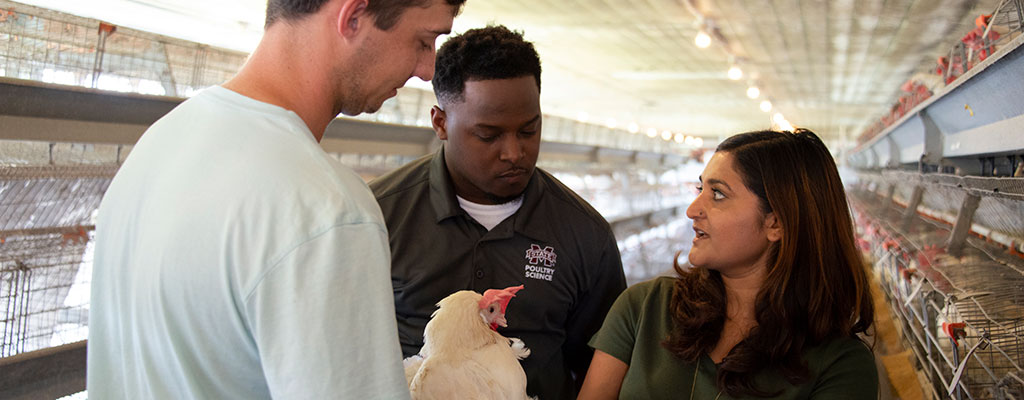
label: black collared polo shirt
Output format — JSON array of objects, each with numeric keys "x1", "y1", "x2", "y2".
[{"x1": 370, "y1": 149, "x2": 626, "y2": 400}]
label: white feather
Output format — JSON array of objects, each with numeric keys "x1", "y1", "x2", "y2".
[{"x1": 403, "y1": 290, "x2": 533, "y2": 400}]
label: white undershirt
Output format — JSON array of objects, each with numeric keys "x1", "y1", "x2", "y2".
[{"x1": 456, "y1": 195, "x2": 524, "y2": 231}]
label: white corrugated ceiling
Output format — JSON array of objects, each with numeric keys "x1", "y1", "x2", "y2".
[{"x1": 18, "y1": 0, "x2": 1002, "y2": 148}]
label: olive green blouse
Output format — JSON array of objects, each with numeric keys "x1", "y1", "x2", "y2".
[{"x1": 589, "y1": 277, "x2": 878, "y2": 399}]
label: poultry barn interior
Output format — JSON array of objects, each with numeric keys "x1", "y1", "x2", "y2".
[{"x1": 1, "y1": 0, "x2": 1023, "y2": 398}]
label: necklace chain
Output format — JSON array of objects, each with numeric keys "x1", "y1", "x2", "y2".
[
  {"x1": 688, "y1": 366, "x2": 698, "y2": 400},
  {"x1": 689, "y1": 362, "x2": 724, "y2": 400}
]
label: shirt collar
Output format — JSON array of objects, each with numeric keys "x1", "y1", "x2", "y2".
[
  {"x1": 427, "y1": 147, "x2": 463, "y2": 222},
  {"x1": 427, "y1": 148, "x2": 557, "y2": 244}
]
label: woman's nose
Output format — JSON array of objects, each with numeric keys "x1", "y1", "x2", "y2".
[{"x1": 686, "y1": 195, "x2": 703, "y2": 219}]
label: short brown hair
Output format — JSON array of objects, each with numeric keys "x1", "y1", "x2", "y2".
[{"x1": 265, "y1": 0, "x2": 466, "y2": 30}]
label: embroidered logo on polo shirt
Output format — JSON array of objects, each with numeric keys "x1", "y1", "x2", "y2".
[{"x1": 524, "y1": 244, "x2": 556, "y2": 281}]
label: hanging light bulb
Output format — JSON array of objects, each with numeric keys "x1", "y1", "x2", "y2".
[
  {"x1": 674, "y1": 133, "x2": 685, "y2": 143},
  {"x1": 759, "y1": 100, "x2": 772, "y2": 113},
  {"x1": 695, "y1": 31, "x2": 711, "y2": 48},
  {"x1": 778, "y1": 119, "x2": 795, "y2": 132},
  {"x1": 577, "y1": 111, "x2": 590, "y2": 123},
  {"x1": 727, "y1": 65, "x2": 743, "y2": 80},
  {"x1": 746, "y1": 86, "x2": 760, "y2": 99},
  {"x1": 661, "y1": 130, "x2": 673, "y2": 141},
  {"x1": 627, "y1": 122, "x2": 640, "y2": 134},
  {"x1": 605, "y1": 117, "x2": 618, "y2": 129},
  {"x1": 773, "y1": 113, "x2": 795, "y2": 131},
  {"x1": 694, "y1": 137, "x2": 704, "y2": 147},
  {"x1": 646, "y1": 127, "x2": 658, "y2": 138}
]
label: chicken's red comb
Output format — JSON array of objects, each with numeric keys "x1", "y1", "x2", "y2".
[
  {"x1": 478, "y1": 285, "x2": 524, "y2": 313},
  {"x1": 975, "y1": 14, "x2": 991, "y2": 28}
]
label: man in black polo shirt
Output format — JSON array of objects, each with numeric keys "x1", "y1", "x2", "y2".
[{"x1": 369, "y1": 26, "x2": 626, "y2": 399}]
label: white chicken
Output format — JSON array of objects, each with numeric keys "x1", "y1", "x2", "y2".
[{"x1": 403, "y1": 285, "x2": 534, "y2": 400}]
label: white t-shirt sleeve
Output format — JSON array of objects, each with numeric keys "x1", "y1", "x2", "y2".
[{"x1": 244, "y1": 222, "x2": 410, "y2": 400}]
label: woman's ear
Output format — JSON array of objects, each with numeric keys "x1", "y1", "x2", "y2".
[
  {"x1": 431, "y1": 105, "x2": 448, "y2": 140},
  {"x1": 764, "y1": 212, "x2": 783, "y2": 243}
]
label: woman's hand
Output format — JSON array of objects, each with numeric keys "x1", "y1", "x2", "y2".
[{"x1": 577, "y1": 350, "x2": 628, "y2": 400}]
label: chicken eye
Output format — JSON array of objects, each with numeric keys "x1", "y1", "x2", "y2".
[{"x1": 489, "y1": 306, "x2": 496, "y2": 313}]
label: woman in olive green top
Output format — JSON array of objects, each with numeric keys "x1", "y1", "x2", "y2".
[{"x1": 579, "y1": 129, "x2": 878, "y2": 399}]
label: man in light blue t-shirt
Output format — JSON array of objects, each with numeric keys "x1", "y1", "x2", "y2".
[{"x1": 88, "y1": 0, "x2": 466, "y2": 398}]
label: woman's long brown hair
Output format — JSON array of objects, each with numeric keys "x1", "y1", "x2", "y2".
[{"x1": 662, "y1": 129, "x2": 874, "y2": 397}]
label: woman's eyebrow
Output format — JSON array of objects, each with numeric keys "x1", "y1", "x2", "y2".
[{"x1": 705, "y1": 178, "x2": 732, "y2": 191}]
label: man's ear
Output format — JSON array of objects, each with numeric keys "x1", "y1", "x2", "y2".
[
  {"x1": 764, "y1": 212, "x2": 783, "y2": 243},
  {"x1": 337, "y1": 0, "x2": 369, "y2": 38},
  {"x1": 430, "y1": 105, "x2": 448, "y2": 140}
]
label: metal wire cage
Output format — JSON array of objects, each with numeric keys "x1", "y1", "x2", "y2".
[
  {"x1": 0, "y1": 0, "x2": 246, "y2": 96},
  {"x1": 1, "y1": 166, "x2": 116, "y2": 358},
  {"x1": 0, "y1": 0, "x2": 245, "y2": 359},
  {"x1": 852, "y1": 185, "x2": 1024, "y2": 400},
  {"x1": 856, "y1": 0, "x2": 1024, "y2": 147}
]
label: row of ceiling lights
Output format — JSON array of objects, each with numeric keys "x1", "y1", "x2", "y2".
[
  {"x1": 693, "y1": 16, "x2": 795, "y2": 132},
  {"x1": 576, "y1": 113, "x2": 705, "y2": 147},
  {"x1": 571, "y1": 7, "x2": 798, "y2": 147}
]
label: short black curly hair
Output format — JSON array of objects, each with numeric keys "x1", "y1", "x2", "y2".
[{"x1": 432, "y1": 25, "x2": 541, "y2": 105}]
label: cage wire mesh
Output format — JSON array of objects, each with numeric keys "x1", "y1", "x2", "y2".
[
  {"x1": 616, "y1": 216, "x2": 693, "y2": 286},
  {"x1": 0, "y1": 3, "x2": 95, "y2": 84},
  {"x1": 851, "y1": 180, "x2": 1024, "y2": 399},
  {"x1": 990, "y1": 0, "x2": 1024, "y2": 36},
  {"x1": 0, "y1": 0, "x2": 245, "y2": 360},
  {"x1": 943, "y1": 0, "x2": 1024, "y2": 83},
  {"x1": 1, "y1": 166, "x2": 116, "y2": 357},
  {"x1": 0, "y1": 0, "x2": 246, "y2": 96},
  {"x1": 1, "y1": 0, "x2": 697, "y2": 156}
]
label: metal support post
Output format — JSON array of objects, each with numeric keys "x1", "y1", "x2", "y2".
[
  {"x1": 946, "y1": 193, "x2": 981, "y2": 256},
  {"x1": 190, "y1": 45, "x2": 209, "y2": 89},
  {"x1": 949, "y1": 335, "x2": 963, "y2": 400},
  {"x1": 885, "y1": 183, "x2": 897, "y2": 216},
  {"x1": 901, "y1": 186, "x2": 924, "y2": 231},
  {"x1": 1015, "y1": 0, "x2": 1024, "y2": 32},
  {"x1": 158, "y1": 42, "x2": 179, "y2": 97},
  {"x1": 919, "y1": 110, "x2": 943, "y2": 169},
  {"x1": 886, "y1": 136, "x2": 901, "y2": 169},
  {"x1": 91, "y1": 23, "x2": 117, "y2": 88}
]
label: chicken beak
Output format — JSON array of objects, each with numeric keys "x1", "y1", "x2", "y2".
[{"x1": 494, "y1": 314, "x2": 508, "y2": 328}]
